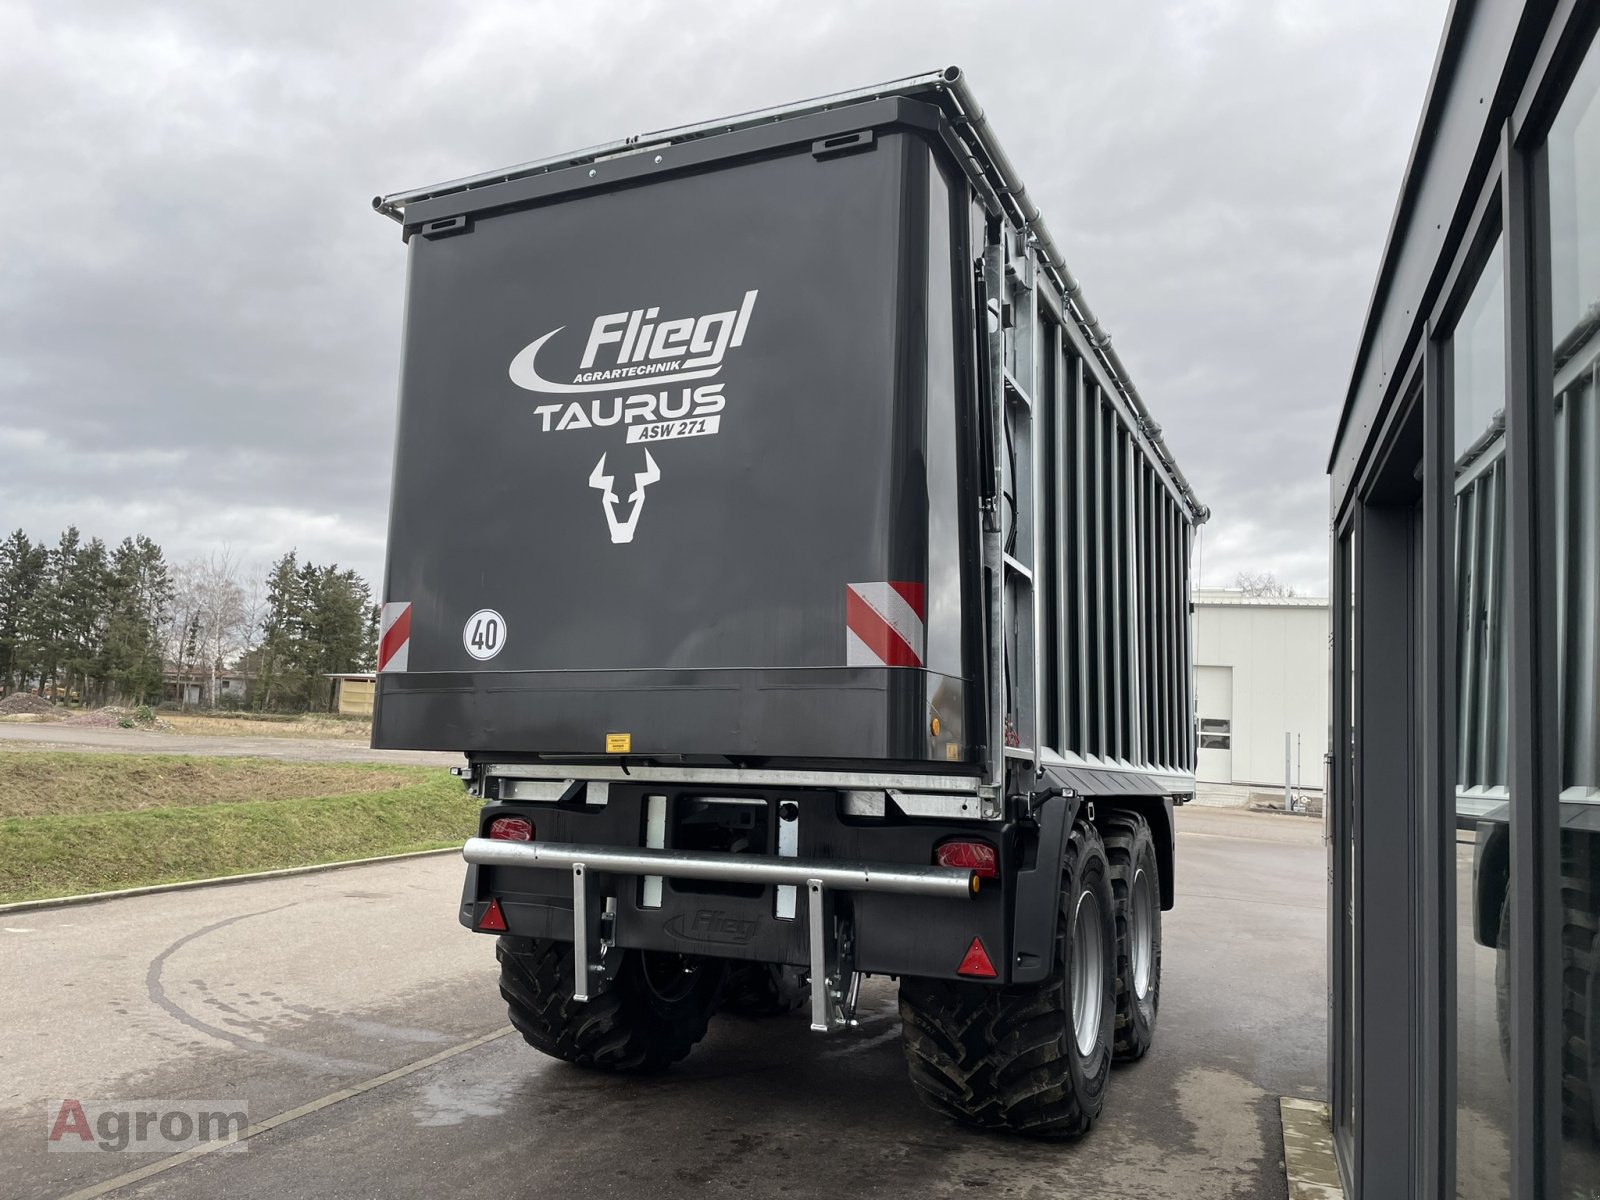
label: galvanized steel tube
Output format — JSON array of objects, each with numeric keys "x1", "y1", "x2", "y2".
[{"x1": 463, "y1": 838, "x2": 976, "y2": 899}]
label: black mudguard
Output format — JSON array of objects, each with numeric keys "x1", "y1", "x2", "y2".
[{"x1": 1010, "y1": 793, "x2": 1079, "y2": 985}]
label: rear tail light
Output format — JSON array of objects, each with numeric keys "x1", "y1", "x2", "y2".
[
  {"x1": 935, "y1": 838, "x2": 998, "y2": 878},
  {"x1": 487, "y1": 816, "x2": 534, "y2": 841}
]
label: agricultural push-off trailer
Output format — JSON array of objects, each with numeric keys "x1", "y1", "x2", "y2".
[{"x1": 373, "y1": 68, "x2": 1206, "y2": 1136}]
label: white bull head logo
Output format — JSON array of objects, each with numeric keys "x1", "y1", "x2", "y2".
[{"x1": 588, "y1": 450, "x2": 660, "y2": 544}]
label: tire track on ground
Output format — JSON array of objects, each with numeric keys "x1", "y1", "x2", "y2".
[{"x1": 145, "y1": 907, "x2": 379, "y2": 1074}]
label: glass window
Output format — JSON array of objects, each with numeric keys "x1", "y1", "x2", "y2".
[
  {"x1": 1451, "y1": 234, "x2": 1512, "y2": 1199},
  {"x1": 1543, "y1": 32, "x2": 1600, "y2": 1196}
]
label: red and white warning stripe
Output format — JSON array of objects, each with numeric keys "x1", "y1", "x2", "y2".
[
  {"x1": 846, "y1": 582, "x2": 925, "y2": 668},
  {"x1": 378, "y1": 601, "x2": 411, "y2": 673}
]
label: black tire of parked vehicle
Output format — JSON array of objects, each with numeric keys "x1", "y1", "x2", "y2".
[
  {"x1": 898, "y1": 814, "x2": 1116, "y2": 1138},
  {"x1": 1102, "y1": 810, "x2": 1162, "y2": 1060},
  {"x1": 497, "y1": 935, "x2": 724, "y2": 1073},
  {"x1": 721, "y1": 962, "x2": 811, "y2": 1017},
  {"x1": 1495, "y1": 896, "x2": 1511, "y2": 1078},
  {"x1": 1492, "y1": 832, "x2": 1600, "y2": 1137},
  {"x1": 1559, "y1": 831, "x2": 1600, "y2": 1138}
]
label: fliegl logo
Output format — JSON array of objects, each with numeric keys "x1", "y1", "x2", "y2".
[
  {"x1": 506, "y1": 289, "x2": 760, "y2": 545},
  {"x1": 663, "y1": 909, "x2": 760, "y2": 947},
  {"x1": 507, "y1": 289, "x2": 758, "y2": 400}
]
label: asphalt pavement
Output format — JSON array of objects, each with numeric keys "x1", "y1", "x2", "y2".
[{"x1": 0, "y1": 805, "x2": 1327, "y2": 1200}]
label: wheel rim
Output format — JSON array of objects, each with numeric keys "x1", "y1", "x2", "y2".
[
  {"x1": 1071, "y1": 889, "x2": 1106, "y2": 1058},
  {"x1": 1132, "y1": 866, "x2": 1156, "y2": 1002}
]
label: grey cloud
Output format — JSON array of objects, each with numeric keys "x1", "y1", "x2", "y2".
[{"x1": 0, "y1": 0, "x2": 1447, "y2": 594}]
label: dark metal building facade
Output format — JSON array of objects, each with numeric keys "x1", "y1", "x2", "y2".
[{"x1": 1328, "y1": 1, "x2": 1600, "y2": 1195}]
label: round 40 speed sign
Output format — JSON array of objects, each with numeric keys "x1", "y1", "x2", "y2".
[{"x1": 463, "y1": 609, "x2": 507, "y2": 661}]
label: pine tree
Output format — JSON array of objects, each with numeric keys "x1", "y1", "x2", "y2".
[
  {"x1": 58, "y1": 536, "x2": 110, "y2": 704},
  {"x1": 255, "y1": 552, "x2": 304, "y2": 711},
  {"x1": 0, "y1": 530, "x2": 46, "y2": 693},
  {"x1": 103, "y1": 536, "x2": 172, "y2": 703},
  {"x1": 313, "y1": 566, "x2": 373, "y2": 677},
  {"x1": 361, "y1": 604, "x2": 379, "y2": 672},
  {"x1": 251, "y1": 555, "x2": 375, "y2": 711},
  {"x1": 21, "y1": 528, "x2": 79, "y2": 700}
]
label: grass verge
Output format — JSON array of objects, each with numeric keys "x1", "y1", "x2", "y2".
[
  {"x1": 0, "y1": 752, "x2": 421, "y2": 818},
  {"x1": 158, "y1": 712, "x2": 374, "y2": 740},
  {"x1": 0, "y1": 752, "x2": 475, "y2": 904}
]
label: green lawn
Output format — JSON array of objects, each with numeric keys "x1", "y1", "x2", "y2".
[{"x1": 0, "y1": 751, "x2": 476, "y2": 904}]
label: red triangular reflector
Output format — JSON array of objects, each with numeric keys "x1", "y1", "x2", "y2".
[
  {"x1": 957, "y1": 936, "x2": 996, "y2": 978},
  {"x1": 477, "y1": 898, "x2": 507, "y2": 931}
]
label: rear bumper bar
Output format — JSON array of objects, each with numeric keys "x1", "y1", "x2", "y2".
[
  {"x1": 461, "y1": 838, "x2": 978, "y2": 898},
  {"x1": 461, "y1": 838, "x2": 976, "y2": 1031}
]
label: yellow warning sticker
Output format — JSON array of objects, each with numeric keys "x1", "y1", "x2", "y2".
[{"x1": 605, "y1": 732, "x2": 632, "y2": 754}]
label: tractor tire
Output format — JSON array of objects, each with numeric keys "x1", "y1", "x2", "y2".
[
  {"x1": 721, "y1": 963, "x2": 810, "y2": 1017},
  {"x1": 1102, "y1": 810, "x2": 1162, "y2": 1060},
  {"x1": 497, "y1": 936, "x2": 724, "y2": 1073},
  {"x1": 898, "y1": 815, "x2": 1116, "y2": 1138}
]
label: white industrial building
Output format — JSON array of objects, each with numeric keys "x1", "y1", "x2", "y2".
[{"x1": 1192, "y1": 590, "x2": 1330, "y2": 793}]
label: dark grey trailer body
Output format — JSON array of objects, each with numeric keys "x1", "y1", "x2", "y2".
[
  {"x1": 375, "y1": 101, "x2": 978, "y2": 765},
  {"x1": 375, "y1": 71, "x2": 1203, "y2": 1130},
  {"x1": 373, "y1": 74, "x2": 1204, "y2": 789}
]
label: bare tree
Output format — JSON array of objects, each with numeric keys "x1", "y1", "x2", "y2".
[
  {"x1": 235, "y1": 561, "x2": 267, "y2": 659},
  {"x1": 165, "y1": 551, "x2": 248, "y2": 705},
  {"x1": 1233, "y1": 570, "x2": 1298, "y2": 599},
  {"x1": 163, "y1": 563, "x2": 204, "y2": 703},
  {"x1": 199, "y1": 551, "x2": 247, "y2": 704}
]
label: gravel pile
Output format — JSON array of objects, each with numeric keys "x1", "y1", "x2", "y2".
[
  {"x1": 0, "y1": 695, "x2": 172, "y2": 728},
  {"x1": 60, "y1": 706, "x2": 173, "y2": 731},
  {"x1": 63, "y1": 707, "x2": 129, "y2": 727},
  {"x1": 0, "y1": 692, "x2": 54, "y2": 716}
]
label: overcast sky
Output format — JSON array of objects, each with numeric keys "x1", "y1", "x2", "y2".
[{"x1": 0, "y1": 0, "x2": 1447, "y2": 596}]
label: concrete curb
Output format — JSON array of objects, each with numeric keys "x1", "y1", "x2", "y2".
[
  {"x1": 0, "y1": 847, "x2": 459, "y2": 915},
  {"x1": 1280, "y1": 1097, "x2": 1343, "y2": 1198}
]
